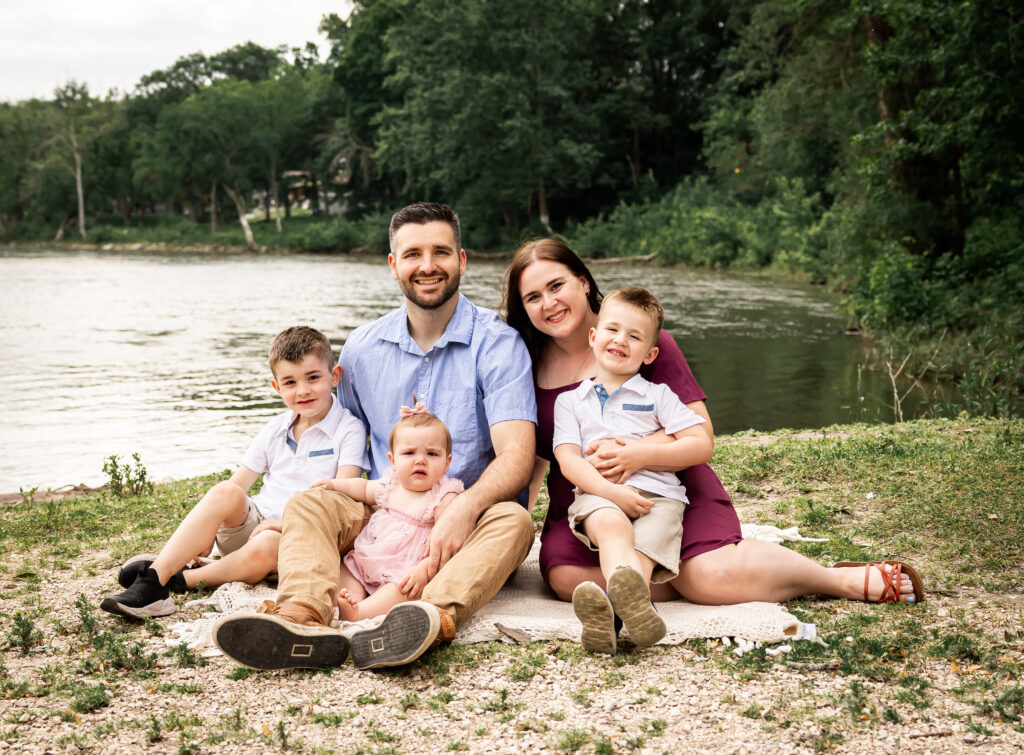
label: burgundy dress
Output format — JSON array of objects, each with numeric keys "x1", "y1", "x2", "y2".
[{"x1": 536, "y1": 330, "x2": 743, "y2": 578}]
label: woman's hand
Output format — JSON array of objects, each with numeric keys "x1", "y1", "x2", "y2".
[
  {"x1": 585, "y1": 437, "x2": 650, "y2": 483},
  {"x1": 248, "y1": 519, "x2": 282, "y2": 540}
]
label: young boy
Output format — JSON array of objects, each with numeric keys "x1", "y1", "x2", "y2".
[
  {"x1": 552, "y1": 287, "x2": 714, "y2": 654},
  {"x1": 100, "y1": 326, "x2": 368, "y2": 619}
]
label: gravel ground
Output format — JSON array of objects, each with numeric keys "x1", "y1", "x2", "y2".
[{"x1": 2, "y1": 547, "x2": 1022, "y2": 755}]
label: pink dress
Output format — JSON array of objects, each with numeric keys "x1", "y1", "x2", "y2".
[{"x1": 343, "y1": 468, "x2": 464, "y2": 594}]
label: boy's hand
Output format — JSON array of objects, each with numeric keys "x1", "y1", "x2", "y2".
[
  {"x1": 249, "y1": 519, "x2": 283, "y2": 540},
  {"x1": 585, "y1": 437, "x2": 647, "y2": 483},
  {"x1": 398, "y1": 561, "x2": 431, "y2": 599},
  {"x1": 609, "y1": 486, "x2": 652, "y2": 519}
]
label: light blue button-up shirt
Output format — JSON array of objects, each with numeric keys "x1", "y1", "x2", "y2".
[{"x1": 339, "y1": 294, "x2": 537, "y2": 502}]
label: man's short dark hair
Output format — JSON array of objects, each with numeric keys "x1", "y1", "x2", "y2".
[
  {"x1": 389, "y1": 202, "x2": 461, "y2": 252},
  {"x1": 268, "y1": 326, "x2": 334, "y2": 375}
]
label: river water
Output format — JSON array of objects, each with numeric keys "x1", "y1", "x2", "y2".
[{"x1": 0, "y1": 249, "x2": 925, "y2": 491}]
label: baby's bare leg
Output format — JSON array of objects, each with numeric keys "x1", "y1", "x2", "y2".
[
  {"x1": 347, "y1": 583, "x2": 408, "y2": 621},
  {"x1": 334, "y1": 563, "x2": 368, "y2": 622}
]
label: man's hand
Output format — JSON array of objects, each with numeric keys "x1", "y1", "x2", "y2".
[
  {"x1": 248, "y1": 519, "x2": 283, "y2": 540},
  {"x1": 585, "y1": 437, "x2": 648, "y2": 483},
  {"x1": 422, "y1": 494, "x2": 476, "y2": 578},
  {"x1": 608, "y1": 486, "x2": 652, "y2": 519},
  {"x1": 398, "y1": 560, "x2": 431, "y2": 599}
]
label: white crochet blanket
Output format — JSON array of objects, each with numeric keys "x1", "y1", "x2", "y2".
[{"x1": 167, "y1": 525, "x2": 822, "y2": 656}]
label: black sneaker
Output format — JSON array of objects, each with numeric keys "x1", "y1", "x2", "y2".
[
  {"x1": 349, "y1": 601, "x2": 446, "y2": 669},
  {"x1": 100, "y1": 567, "x2": 175, "y2": 618},
  {"x1": 118, "y1": 554, "x2": 204, "y2": 592}
]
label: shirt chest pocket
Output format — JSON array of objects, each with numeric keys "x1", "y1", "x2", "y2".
[
  {"x1": 305, "y1": 447, "x2": 338, "y2": 476},
  {"x1": 622, "y1": 403, "x2": 655, "y2": 412}
]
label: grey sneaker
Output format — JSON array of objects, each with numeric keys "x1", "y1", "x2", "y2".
[
  {"x1": 100, "y1": 567, "x2": 175, "y2": 619},
  {"x1": 606, "y1": 566, "x2": 665, "y2": 647},
  {"x1": 213, "y1": 605, "x2": 347, "y2": 671},
  {"x1": 572, "y1": 581, "x2": 617, "y2": 654},
  {"x1": 349, "y1": 601, "x2": 453, "y2": 669}
]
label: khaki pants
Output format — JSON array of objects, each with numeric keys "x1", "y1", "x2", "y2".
[{"x1": 276, "y1": 487, "x2": 534, "y2": 627}]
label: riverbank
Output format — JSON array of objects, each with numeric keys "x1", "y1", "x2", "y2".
[{"x1": 2, "y1": 417, "x2": 1021, "y2": 753}]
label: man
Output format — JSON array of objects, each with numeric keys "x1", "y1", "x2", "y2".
[{"x1": 213, "y1": 202, "x2": 536, "y2": 670}]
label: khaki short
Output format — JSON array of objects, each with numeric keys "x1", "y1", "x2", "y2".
[
  {"x1": 567, "y1": 491, "x2": 686, "y2": 583},
  {"x1": 215, "y1": 497, "x2": 266, "y2": 556}
]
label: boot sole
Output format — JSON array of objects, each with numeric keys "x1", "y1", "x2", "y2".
[
  {"x1": 572, "y1": 582, "x2": 616, "y2": 654},
  {"x1": 212, "y1": 614, "x2": 348, "y2": 670},
  {"x1": 99, "y1": 595, "x2": 176, "y2": 619},
  {"x1": 607, "y1": 566, "x2": 665, "y2": 647},
  {"x1": 350, "y1": 602, "x2": 439, "y2": 669}
]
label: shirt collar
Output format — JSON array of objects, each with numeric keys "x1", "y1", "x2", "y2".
[
  {"x1": 576, "y1": 373, "x2": 650, "y2": 400},
  {"x1": 380, "y1": 294, "x2": 475, "y2": 354},
  {"x1": 283, "y1": 394, "x2": 343, "y2": 440}
]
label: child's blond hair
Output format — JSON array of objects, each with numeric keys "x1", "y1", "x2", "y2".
[{"x1": 600, "y1": 287, "x2": 664, "y2": 346}]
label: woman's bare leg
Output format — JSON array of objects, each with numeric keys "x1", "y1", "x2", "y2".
[
  {"x1": 549, "y1": 540, "x2": 915, "y2": 604},
  {"x1": 670, "y1": 541, "x2": 915, "y2": 604}
]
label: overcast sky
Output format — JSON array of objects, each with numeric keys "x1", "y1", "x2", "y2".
[{"x1": 0, "y1": 1, "x2": 353, "y2": 103}]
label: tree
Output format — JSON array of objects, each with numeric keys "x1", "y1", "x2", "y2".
[{"x1": 48, "y1": 81, "x2": 119, "y2": 238}]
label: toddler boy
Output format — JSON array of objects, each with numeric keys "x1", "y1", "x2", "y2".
[
  {"x1": 552, "y1": 287, "x2": 713, "y2": 653},
  {"x1": 101, "y1": 326, "x2": 368, "y2": 618}
]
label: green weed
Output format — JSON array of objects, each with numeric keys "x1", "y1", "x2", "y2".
[{"x1": 103, "y1": 453, "x2": 154, "y2": 498}]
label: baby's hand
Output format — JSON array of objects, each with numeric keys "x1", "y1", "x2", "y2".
[
  {"x1": 399, "y1": 401, "x2": 428, "y2": 418},
  {"x1": 398, "y1": 561, "x2": 430, "y2": 599},
  {"x1": 310, "y1": 478, "x2": 334, "y2": 490},
  {"x1": 610, "y1": 485, "x2": 653, "y2": 519}
]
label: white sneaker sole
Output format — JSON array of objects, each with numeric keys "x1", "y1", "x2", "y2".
[
  {"x1": 99, "y1": 595, "x2": 176, "y2": 619},
  {"x1": 572, "y1": 582, "x2": 616, "y2": 654},
  {"x1": 607, "y1": 566, "x2": 665, "y2": 647}
]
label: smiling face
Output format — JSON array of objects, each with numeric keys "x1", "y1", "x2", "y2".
[
  {"x1": 271, "y1": 353, "x2": 342, "y2": 426},
  {"x1": 517, "y1": 258, "x2": 594, "y2": 342},
  {"x1": 388, "y1": 220, "x2": 466, "y2": 312},
  {"x1": 589, "y1": 300, "x2": 660, "y2": 383},
  {"x1": 387, "y1": 424, "x2": 453, "y2": 492}
]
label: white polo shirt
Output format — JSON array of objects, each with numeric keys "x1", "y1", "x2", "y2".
[
  {"x1": 552, "y1": 374, "x2": 706, "y2": 503},
  {"x1": 240, "y1": 396, "x2": 369, "y2": 520}
]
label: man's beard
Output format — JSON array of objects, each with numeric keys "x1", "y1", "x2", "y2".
[{"x1": 400, "y1": 273, "x2": 461, "y2": 310}]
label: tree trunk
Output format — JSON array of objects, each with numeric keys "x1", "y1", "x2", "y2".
[
  {"x1": 222, "y1": 181, "x2": 258, "y2": 252},
  {"x1": 263, "y1": 190, "x2": 271, "y2": 222},
  {"x1": 270, "y1": 172, "x2": 282, "y2": 232},
  {"x1": 537, "y1": 177, "x2": 554, "y2": 235},
  {"x1": 73, "y1": 147, "x2": 86, "y2": 239},
  {"x1": 210, "y1": 181, "x2": 218, "y2": 234},
  {"x1": 54, "y1": 215, "x2": 71, "y2": 241},
  {"x1": 122, "y1": 196, "x2": 131, "y2": 227}
]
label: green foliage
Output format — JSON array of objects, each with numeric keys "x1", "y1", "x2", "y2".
[
  {"x1": 6, "y1": 612, "x2": 43, "y2": 654},
  {"x1": 103, "y1": 453, "x2": 154, "y2": 498},
  {"x1": 569, "y1": 177, "x2": 824, "y2": 271}
]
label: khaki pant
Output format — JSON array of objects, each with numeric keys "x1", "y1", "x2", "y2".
[{"x1": 276, "y1": 487, "x2": 534, "y2": 627}]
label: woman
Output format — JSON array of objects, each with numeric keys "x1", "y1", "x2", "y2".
[{"x1": 502, "y1": 239, "x2": 923, "y2": 606}]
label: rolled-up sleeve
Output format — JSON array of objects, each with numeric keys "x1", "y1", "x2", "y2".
[{"x1": 478, "y1": 324, "x2": 537, "y2": 427}]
